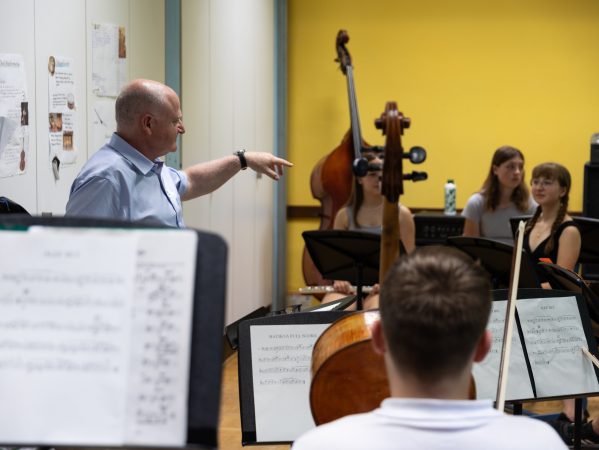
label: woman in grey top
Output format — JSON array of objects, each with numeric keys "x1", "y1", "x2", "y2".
[{"x1": 462, "y1": 145, "x2": 536, "y2": 242}]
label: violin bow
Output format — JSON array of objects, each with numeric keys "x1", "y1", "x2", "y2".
[{"x1": 495, "y1": 220, "x2": 526, "y2": 410}]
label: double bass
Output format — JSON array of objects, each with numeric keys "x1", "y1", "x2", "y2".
[{"x1": 303, "y1": 30, "x2": 377, "y2": 288}]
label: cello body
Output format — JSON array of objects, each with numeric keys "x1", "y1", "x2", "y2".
[{"x1": 310, "y1": 311, "x2": 389, "y2": 425}]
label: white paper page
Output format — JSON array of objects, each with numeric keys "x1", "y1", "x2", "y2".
[
  {"x1": 0, "y1": 231, "x2": 138, "y2": 445},
  {"x1": 91, "y1": 23, "x2": 126, "y2": 97},
  {"x1": 517, "y1": 296, "x2": 599, "y2": 397},
  {"x1": 251, "y1": 324, "x2": 330, "y2": 442},
  {"x1": 47, "y1": 55, "x2": 77, "y2": 165},
  {"x1": 0, "y1": 53, "x2": 29, "y2": 177},
  {"x1": 473, "y1": 300, "x2": 535, "y2": 401},
  {"x1": 124, "y1": 230, "x2": 197, "y2": 446}
]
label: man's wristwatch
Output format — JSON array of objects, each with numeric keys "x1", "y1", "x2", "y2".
[{"x1": 235, "y1": 149, "x2": 248, "y2": 170}]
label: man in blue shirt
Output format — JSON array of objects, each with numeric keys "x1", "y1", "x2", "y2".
[{"x1": 66, "y1": 79, "x2": 292, "y2": 227}]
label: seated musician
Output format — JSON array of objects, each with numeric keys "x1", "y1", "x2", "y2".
[
  {"x1": 292, "y1": 247, "x2": 566, "y2": 449},
  {"x1": 462, "y1": 145, "x2": 536, "y2": 242},
  {"x1": 322, "y1": 155, "x2": 415, "y2": 309},
  {"x1": 522, "y1": 163, "x2": 599, "y2": 444}
]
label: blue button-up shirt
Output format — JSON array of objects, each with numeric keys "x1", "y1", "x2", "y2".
[{"x1": 66, "y1": 134, "x2": 188, "y2": 227}]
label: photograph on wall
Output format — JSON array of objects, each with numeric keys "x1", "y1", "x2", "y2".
[
  {"x1": 48, "y1": 55, "x2": 78, "y2": 166},
  {"x1": 0, "y1": 53, "x2": 29, "y2": 178},
  {"x1": 92, "y1": 23, "x2": 127, "y2": 98}
]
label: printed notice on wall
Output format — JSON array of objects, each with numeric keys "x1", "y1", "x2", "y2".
[
  {"x1": 91, "y1": 23, "x2": 127, "y2": 98},
  {"x1": 48, "y1": 55, "x2": 77, "y2": 166},
  {"x1": 0, "y1": 53, "x2": 29, "y2": 178},
  {"x1": 250, "y1": 323, "x2": 330, "y2": 442}
]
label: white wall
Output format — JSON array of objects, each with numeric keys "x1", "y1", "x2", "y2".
[
  {"x1": 0, "y1": 0, "x2": 165, "y2": 214},
  {"x1": 181, "y1": 0, "x2": 276, "y2": 325}
]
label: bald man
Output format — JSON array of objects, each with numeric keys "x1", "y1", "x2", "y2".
[{"x1": 66, "y1": 79, "x2": 292, "y2": 227}]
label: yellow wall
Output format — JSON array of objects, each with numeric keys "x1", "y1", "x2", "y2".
[{"x1": 287, "y1": 0, "x2": 599, "y2": 290}]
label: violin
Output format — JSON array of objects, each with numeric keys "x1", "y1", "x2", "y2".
[{"x1": 303, "y1": 30, "x2": 377, "y2": 288}]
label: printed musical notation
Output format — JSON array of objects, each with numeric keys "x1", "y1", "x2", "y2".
[
  {"x1": 0, "y1": 229, "x2": 197, "y2": 446},
  {"x1": 517, "y1": 296, "x2": 599, "y2": 397},
  {"x1": 475, "y1": 295, "x2": 599, "y2": 401},
  {"x1": 124, "y1": 231, "x2": 196, "y2": 444},
  {"x1": 250, "y1": 323, "x2": 330, "y2": 442},
  {"x1": 473, "y1": 300, "x2": 534, "y2": 401}
]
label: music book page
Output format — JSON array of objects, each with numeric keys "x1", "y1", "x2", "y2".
[
  {"x1": 0, "y1": 228, "x2": 196, "y2": 446},
  {"x1": 517, "y1": 296, "x2": 599, "y2": 397},
  {"x1": 250, "y1": 323, "x2": 330, "y2": 442},
  {"x1": 474, "y1": 295, "x2": 599, "y2": 402},
  {"x1": 473, "y1": 300, "x2": 534, "y2": 401}
]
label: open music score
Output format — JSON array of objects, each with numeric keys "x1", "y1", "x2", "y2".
[
  {"x1": 473, "y1": 293, "x2": 599, "y2": 402},
  {"x1": 0, "y1": 228, "x2": 197, "y2": 447},
  {"x1": 250, "y1": 323, "x2": 330, "y2": 442}
]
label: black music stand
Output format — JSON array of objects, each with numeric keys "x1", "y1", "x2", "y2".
[
  {"x1": 573, "y1": 216, "x2": 599, "y2": 281},
  {"x1": 0, "y1": 216, "x2": 227, "y2": 449},
  {"x1": 446, "y1": 236, "x2": 540, "y2": 289},
  {"x1": 302, "y1": 230, "x2": 386, "y2": 310},
  {"x1": 538, "y1": 262, "x2": 599, "y2": 327}
]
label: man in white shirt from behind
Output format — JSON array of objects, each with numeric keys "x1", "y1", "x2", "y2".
[{"x1": 292, "y1": 246, "x2": 566, "y2": 450}]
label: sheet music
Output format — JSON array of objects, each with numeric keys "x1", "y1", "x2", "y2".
[
  {"x1": 0, "y1": 231, "x2": 138, "y2": 445},
  {"x1": 250, "y1": 324, "x2": 330, "y2": 442},
  {"x1": 473, "y1": 300, "x2": 534, "y2": 401},
  {"x1": 0, "y1": 228, "x2": 197, "y2": 446},
  {"x1": 124, "y1": 230, "x2": 197, "y2": 446},
  {"x1": 517, "y1": 296, "x2": 599, "y2": 397}
]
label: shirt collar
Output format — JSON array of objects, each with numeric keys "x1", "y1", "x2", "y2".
[
  {"x1": 108, "y1": 133, "x2": 160, "y2": 176},
  {"x1": 376, "y1": 398, "x2": 500, "y2": 428}
]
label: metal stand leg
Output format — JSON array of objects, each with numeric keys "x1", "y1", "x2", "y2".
[{"x1": 574, "y1": 397, "x2": 583, "y2": 450}]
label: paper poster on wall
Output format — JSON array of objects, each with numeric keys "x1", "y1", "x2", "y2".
[
  {"x1": 92, "y1": 99, "x2": 116, "y2": 154},
  {"x1": 48, "y1": 55, "x2": 77, "y2": 167},
  {"x1": 0, "y1": 53, "x2": 29, "y2": 178},
  {"x1": 91, "y1": 23, "x2": 127, "y2": 98}
]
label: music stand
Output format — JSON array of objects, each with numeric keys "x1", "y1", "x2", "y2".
[
  {"x1": 302, "y1": 230, "x2": 389, "y2": 310},
  {"x1": 0, "y1": 216, "x2": 227, "y2": 449},
  {"x1": 538, "y1": 262, "x2": 599, "y2": 328},
  {"x1": 446, "y1": 236, "x2": 540, "y2": 289}
]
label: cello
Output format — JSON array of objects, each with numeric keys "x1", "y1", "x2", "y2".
[
  {"x1": 310, "y1": 102, "x2": 428, "y2": 424},
  {"x1": 303, "y1": 30, "x2": 376, "y2": 288}
]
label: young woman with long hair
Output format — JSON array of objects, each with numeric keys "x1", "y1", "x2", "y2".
[{"x1": 462, "y1": 146, "x2": 536, "y2": 241}]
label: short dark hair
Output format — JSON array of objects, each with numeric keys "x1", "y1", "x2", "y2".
[{"x1": 379, "y1": 246, "x2": 491, "y2": 381}]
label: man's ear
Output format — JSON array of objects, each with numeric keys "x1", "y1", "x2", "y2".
[
  {"x1": 371, "y1": 318, "x2": 387, "y2": 356},
  {"x1": 473, "y1": 330, "x2": 492, "y2": 363},
  {"x1": 140, "y1": 114, "x2": 153, "y2": 135}
]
